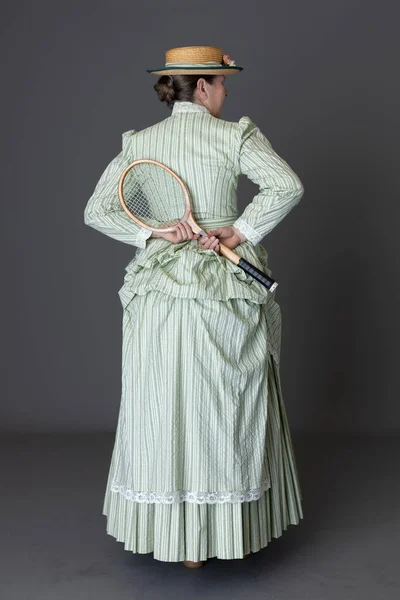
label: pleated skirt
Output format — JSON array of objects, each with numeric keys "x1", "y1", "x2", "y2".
[{"x1": 102, "y1": 290, "x2": 303, "y2": 562}]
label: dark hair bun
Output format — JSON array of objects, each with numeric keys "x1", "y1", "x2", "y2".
[
  {"x1": 154, "y1": 75, "x2": 176, "y2": 109},
  {"x1": 153, "y1": 74, "x2": 216, "y2": 110}
]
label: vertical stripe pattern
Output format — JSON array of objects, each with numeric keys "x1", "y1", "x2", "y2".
[
  {"x1": 84, "y1": 101, "x2": 304, "y2": 561},
  {"x1": 102, "y1": 339, "x2": 303, "y2": 561},
  {"x1": 84, "y1": 101, "x2": 304, "y2": 250}
]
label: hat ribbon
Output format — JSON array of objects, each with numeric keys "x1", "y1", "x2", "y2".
[{"x1": 165, "y1": 61, "x2": 226, "y2": 68}]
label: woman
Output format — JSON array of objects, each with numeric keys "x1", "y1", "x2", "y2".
[{"x1": 84, "y1": 45, "x2": 304, "y2": 567}]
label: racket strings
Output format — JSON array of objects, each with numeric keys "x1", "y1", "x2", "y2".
[{"x1": 121, "y1": 163, "x2": 187, "y2": 228}]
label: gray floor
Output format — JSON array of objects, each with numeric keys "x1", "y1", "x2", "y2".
[{"x1": 1, "y1": 432, "x2": 398, "y2": 600}]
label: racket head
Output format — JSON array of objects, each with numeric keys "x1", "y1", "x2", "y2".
[{"x1": 118, "y1": 159, "x2": 192, "y2": 232}]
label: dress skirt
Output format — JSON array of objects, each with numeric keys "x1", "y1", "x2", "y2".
[{"x1": 102, "y1": 287, "x2": 304, "y2": 562}]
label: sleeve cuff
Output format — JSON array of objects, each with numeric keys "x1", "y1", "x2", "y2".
[
  {"x1": 134, "y1": 227, "x2": 153, "y2": 249},
  {"x1": 232, "y1": 217, "x2": 263, "y2": 246}
]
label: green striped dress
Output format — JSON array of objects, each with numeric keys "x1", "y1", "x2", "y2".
[{"x1": 84, "y1": 100, "x2": 305, "y2": 562}]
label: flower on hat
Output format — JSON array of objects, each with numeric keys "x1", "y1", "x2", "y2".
[{"x1": 222, "y1": 54, "x2": 236, "y2": 67}]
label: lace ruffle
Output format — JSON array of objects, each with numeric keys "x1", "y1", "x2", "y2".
[
  {"x1": 171, "y1": 101, "x2": 210, "y2": 116},
  {"x1": 232, "y1": 217, "x2": 263, "y2": 246},
  {"x1": 134, "y1": 226, "x2": 153, "y2": 249},
  {"x1": 110, "y1": 478, "x2": 271, "y2": 504}
]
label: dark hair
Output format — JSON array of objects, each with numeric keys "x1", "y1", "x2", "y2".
[{"x1": 154, "y1": 74, "x2": 217, "y2": 109}]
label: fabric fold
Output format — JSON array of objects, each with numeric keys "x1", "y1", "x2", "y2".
[
  {"x1": 102, "y1": 353, "x2": 303, "y2": 562},
  {"x1": 118, "y1": 236, "x2": 277, "y2": 310}
]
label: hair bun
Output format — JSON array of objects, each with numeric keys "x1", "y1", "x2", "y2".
[
  {"x1": 154, "y1": 75, "x2": 176, "y2": 108},
  {"x1": 153, "y1": 73, "x2": 217, "y2": 110}
]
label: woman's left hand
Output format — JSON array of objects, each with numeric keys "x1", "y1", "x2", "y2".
[
  {"x1": 152, "y1": 222, "x2": 221, "y2": 253},
  {"x1": 152, "y1": 222, "x2": 201, "y2": 244}
]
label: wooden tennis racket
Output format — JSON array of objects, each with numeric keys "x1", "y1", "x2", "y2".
[{"x1": 118, "y1": 159, "x2": 278, "y2": 292}]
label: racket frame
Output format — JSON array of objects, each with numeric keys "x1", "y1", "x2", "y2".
[
  {"x1": 118, "y1": 158, "x2": 278, "y2": 292},
  {"x1": 118, "y1": 159, "x2": 199, "y2": 233}
]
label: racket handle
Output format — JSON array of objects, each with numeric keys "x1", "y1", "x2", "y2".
[
  {"x1": 199, "y1": 232, "x2": 278, "y2": 292},
  {"x1": 237, "y1": 258, "x2": 278, "y2": 292}
]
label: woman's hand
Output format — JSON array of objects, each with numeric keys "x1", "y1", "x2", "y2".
[
  {"x1": 198, "y1": 225, "x2": 246, "y2": 253},
  {"x1": 151, "y1": 223, "x2": 246, "y2": 253},
  {"x1": 151, "y1": 222, "x2": 201, "y2": 244}
]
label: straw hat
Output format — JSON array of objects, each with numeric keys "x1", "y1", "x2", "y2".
[{"x1": 146, "y1": 46, "x2": 243, "y2": 76}]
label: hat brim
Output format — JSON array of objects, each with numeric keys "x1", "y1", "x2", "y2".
[{"x1": 146, "y1": 66, "x2": 243, "y2": 76}]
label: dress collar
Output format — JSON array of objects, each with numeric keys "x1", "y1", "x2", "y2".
[{"x1": 171, "y1": 101, "x2": 210, "y2": 116}]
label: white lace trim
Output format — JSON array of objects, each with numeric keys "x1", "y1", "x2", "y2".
[
  {"x1": 232, "y1": 217, "x2": 263, "y2": 246},
  {"x1": 171, "y1": 101, "x2": 210, "y2": 116},
  {"x1": 110, "y1": 478, "x2": 270, "y2": 504},
  {"x1": 134, "y1": 226, "x2": 153, "y2": 248}
]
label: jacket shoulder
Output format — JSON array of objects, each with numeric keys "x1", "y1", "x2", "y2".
[
  {"x1": 218, "y1": 115, "x2": 261, "y2": 144},
  {"x1": 121, "y1": 128, "x2": 138, "y2": 154},
  {"x1": 237, "y1": 116, "x2": 259, "y2": 142}
]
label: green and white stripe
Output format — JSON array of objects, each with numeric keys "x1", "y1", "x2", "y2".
[
  {"x1": 84, "y1": 100, "x2": 304, "y2": 249},
  {"x1": 102, "y1": 305, "x2": 303, "y2": 561},
  {"x1": 84, "y1": 100, "x2": 304, "y2": 561}
]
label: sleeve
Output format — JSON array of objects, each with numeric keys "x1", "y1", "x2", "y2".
[
  {"x1": 83, "y1": 129, "x2": 153, "y2": 249},
  {"x1": 232, "y1": 116, "x2": 304, "y2": 246}
]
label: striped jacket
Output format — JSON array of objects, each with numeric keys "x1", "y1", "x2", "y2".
[
  {"x1": 84, "y1": 100, "x2": 304, "y2": 247},
  {"x1": 83, "y1": 100, "x2": 304, "y2": 323}
]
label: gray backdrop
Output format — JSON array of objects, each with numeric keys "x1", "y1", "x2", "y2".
[{"x1": 1, "y1": 0, "x2": 399, "y2": 433}]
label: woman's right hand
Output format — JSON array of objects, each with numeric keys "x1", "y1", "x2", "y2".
[
  {"x1": 151, "y1": 223, "x2": 247, "y2": 253},
  {"x1": 198, "y1": 225, "x2": 246, "y2": 253}
]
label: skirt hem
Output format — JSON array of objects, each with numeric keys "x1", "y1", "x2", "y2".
[
  {"x1": 101, "y1": 354, "x2": 304, "y2": 562},
  {"x1": 101, "y1": 491, "x2": 304, "y2": 562}
]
